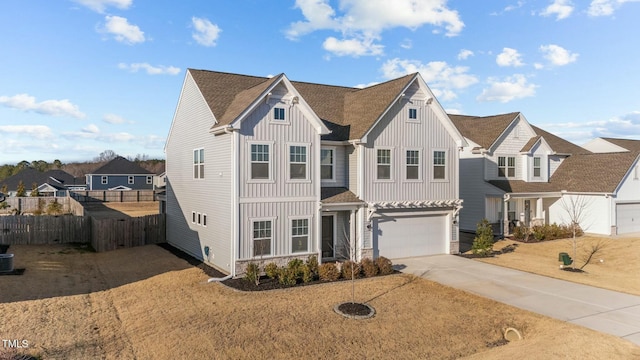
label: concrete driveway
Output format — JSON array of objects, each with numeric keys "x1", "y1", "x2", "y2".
[{"x1": 394, "y1": 254, "x2": 640, "y2": 346}]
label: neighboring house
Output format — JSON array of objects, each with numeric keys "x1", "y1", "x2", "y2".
[
  {"x1": 154, "y1": 171, "x2": 167, "y2": 189},
  {"x1": 451, "y1": 113, "x2": 640, "y2": 236},
  {"x1": 0, "y1": 168, "x2": 85, "y2": 197},
  {"x1": 85, "y1": 156, "x2": 154, "y2": 191},
  {"x1": 165, "y1": 69, "x2": 467, "y2": 276}
]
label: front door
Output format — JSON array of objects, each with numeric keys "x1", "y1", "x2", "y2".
[{"x1": 321, "y1": 215, "x2": 334, "y2": 258}]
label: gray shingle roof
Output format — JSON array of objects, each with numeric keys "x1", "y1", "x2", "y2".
[
  {"x1": 321, "y1": 187, "x2": 363, "y2": 204},
  {"x1": 1, "y1": 169, "x2": 83, "y2": 191},
  {"x1": 600, "y1": 138, "x2": 640, "y2": 152},
  {"x1": 187, "y1": 69, "x2": 416, "y2": 141},
  {"x1": 90, "y1": 156, "x2": 152, "y2": 175}
]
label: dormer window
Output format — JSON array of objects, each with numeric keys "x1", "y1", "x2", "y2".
[
  {"x1": 498, "y1": 156, "x2": 516, "y2": 178},
  {"x1": 273, "y1": 107, "x2": 285, "y2": 121},
  {"x1": 533, "y1": 157, "x2": 541, "y2": 177}
]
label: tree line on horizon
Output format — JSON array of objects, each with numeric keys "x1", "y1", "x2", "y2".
[{"x1": 0, "y1": 150, "x2": 165, "y2": 182}]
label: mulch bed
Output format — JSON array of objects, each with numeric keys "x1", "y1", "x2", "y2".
[{"x1": 457, "y1": 243, "x2": 519, "y2": 259}]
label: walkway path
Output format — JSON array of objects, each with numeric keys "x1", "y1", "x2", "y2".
[{"x1": 395, "y1": 254, "x2": 640, "y2": 346}]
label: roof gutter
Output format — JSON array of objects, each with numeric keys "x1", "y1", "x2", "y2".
[{"x1": 210, "y1": 125, "x2": 238, "y2": 135}]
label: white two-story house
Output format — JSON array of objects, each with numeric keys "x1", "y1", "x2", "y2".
[
  {"x1": 164, "y1": 69, "x2": 466, "y2": 276},
  {"x1": 451, "y1": 113, "x2": 640, "y2": 236}
]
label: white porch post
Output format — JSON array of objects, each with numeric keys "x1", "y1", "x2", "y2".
[
  {"x1": 350, "y1": 209, "x2": 356, "y2": 261},
  {"x1": 536, "y1": 197, "x2": 543, "y2": 224},
  {"x1": 503, "y1": 195, "x2": 510, "y2": 236}
]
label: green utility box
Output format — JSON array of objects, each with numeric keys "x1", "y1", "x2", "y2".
[{"x1": 558, "y1": 252, "x2": 573, "y2": 266}]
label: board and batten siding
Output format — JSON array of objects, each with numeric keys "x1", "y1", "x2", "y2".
[
  {"x1": 238, "y1": 101, "x2": 318, "y2": 199},
  {"x1": 484, "y1": 118, "x2": 535, "y2": 181},
  {"x1": 347, "y1": 146, "x2": 359, "y2": 196},
  {"x1": 166, "y1": 72, "x2": 233, "y2": 273},
  {"x1": 238, "y1": 201, "x2": 316, "y2": 259},
  {"x1": 363, "y1": 98, "x2": 458, "y2": 202}
]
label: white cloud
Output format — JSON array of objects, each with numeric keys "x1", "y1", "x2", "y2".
[
  {"x1": 191, "y1": 17, "x2": 221, "y2": 47},
  {"x1": 477, "y1": 74, "x2": 537, "y2": 103},
  {"x1": 400, "y1": 39, "x2": 413, "y2": 49},
  {"x1": 118, "y1": 62, "x2": 181, "y2": 75},
  {"x1": 588, "y1": 0, "x2": 640, "y2": 16},
  {"x1": 381, "y1": 58, "x2": 478, "y2": 101},
  {"x1": 353, "y1": 81, "x2": 380, "y2": 89},
  {"x1": 490, "y1": 1, "x2": 525, "y2": 15},
  {"x1": 457, "y1": 49, "x2": 474, "y2": 60},
  {"x1": 103, "y1": 113, "x2": 133, "y2": 124},
  {"x1": 0, "y1": 125, "x2": 54, "y2": 140},
  {"x1": 287, "y1": 0, "x2": 464, "y2": 57},
  {"x1": 322, "y1": 36, "x2": 384, "y2": 57},
  {"x1": 540, "y1": 44, "x2": 578, "y2": 66},
  {"x1": 540, "y1": 0, "x2": 574, "y2": 20},
  {"x1": 102, "y1": 16, "x2": 145, "y2": 44},
  {"x1": 542, "y1": 111, "x2": 640, "y2": 144},
  {"x1": 0, "y1": 94, "x2": 86, "y2": 119},
  {"x1": 82, "y1": 124, "x2": 100, "y2": 134},
  {"x1": 496, "y1": 47, "x2": 524, "y2": 67},
  {"x1": 73, "y1": 0, "x2": 131, "y2": 13}
]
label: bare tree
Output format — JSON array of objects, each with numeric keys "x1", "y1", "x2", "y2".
[
  {"x1": 93, "y1": 150, "x2": 119, "y2": 162},
  {"x1": 559, "y1": 195, "x2": 592, "y2": 269}
]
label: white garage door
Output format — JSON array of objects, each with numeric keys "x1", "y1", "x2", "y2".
[
  {"x1": 616, "y1": 203, "x2": 640, "y2": 234},
  {"x1": 373, "y1": 213, "x2": 447, "y2": 259}
]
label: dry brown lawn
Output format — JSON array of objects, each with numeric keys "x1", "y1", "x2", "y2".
[
  {"x1": 83, "y1": 201, "x2": 159, "y2": 219},
  {"x1": 474, "y1": 235, "x2": 640, "y2": 296},
  {"x1": 1, "y1": 244, "x2": 638, "y2": 359}
]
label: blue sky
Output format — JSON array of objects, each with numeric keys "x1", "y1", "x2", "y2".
[{"x1": 1, "y1": 0, "x2": 639, "y2": 164}]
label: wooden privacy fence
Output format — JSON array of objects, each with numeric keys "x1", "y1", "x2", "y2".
[
  {"x1": 71, "y1": 190, "x2": 160, "y2": 203},
  {"x1": 0, "y1": 197, "x2": 71, "y2": 215},
  {"x1": 0, "y1": 214, "x2": 165, "y2": 252}
]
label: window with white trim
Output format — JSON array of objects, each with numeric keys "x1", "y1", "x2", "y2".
[
  {"x1": 533, "y1": 157, "x2": 541, "y2": 177},
  {"x1": 291, "y1": 218, "x2": 309, "y2": 253},
  {"x1": 202, "y1": 214, "x2": 207, "y2": 227},
  {"x1": 146, "y1": 176, "x2": 152, "y2": 184},
  {"x1": 433, "y1": 150, "x2": 446, "y2": 180},
  {"x1": 250, "y1": 144, "x2": 270, "y2": 180},
  {"x1": 128, "y1": 176, "x2": 134, "y2": 184},
  {"x1": 498, "y1": 156, "x2": 516, "y2": 178},
  {"x1": 289, "y1": 145, "x2": 307, "y2": 180},
  {"x1": 191, "y1": 211, "x2": 196, "y2": 224},
  {"x1": 101, "y1": 176, "x2": 108, "y2": 184},
  {"x1": 321, "y1": 148, "x2": 334, "y2": 180},
  {"x1": 193, "y1": 148, "x2": 204, "y2": 179},
  {"x1": 197, "y1": 212, "x2": 202, "y2": 225},
  {"x1": 377, "y1": 149, "x2": 392, "y2": 180},
  {"x1": 253, "y1": 220, "x2": 272, "y2": 256},
  {"x1": 408, "y1": 108, "x2": 418, "y2": 121},
  {"x1": 273, "y1": 107, "x2": 285, "y2": 121},
  {"x1": 406, "y1": 150, "x2": 420, "y2": 180}
]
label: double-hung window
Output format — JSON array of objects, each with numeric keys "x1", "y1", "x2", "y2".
[
  {"x1": 291, "y1": 218, "x2": 309, "y2": 253},
  {"x1": 406, "y1": 150, "x2": 420, "y2": 180},
  {"x1": 533, "y1": 157, "x2": 541, "y2": 177},
  {"x1": 433, "y1": 151, "x2": 446, "y2": 180},
  {"x1": 101, "y1": 176, "x2": 108, "y2": 184},
  {"x1": 146, "y1": 176, "x2": 152, "y2": 185},
  {"x1": 321, "y1": 148, "x2": 334, "y2": 180},
  {"x1": 128, "y1": 176, "x2": 134, "y2": 184},
  {"x1": 289, "y1": 145, "x2": 307, "y2": 180},
  {"x1": 498, "y1": 156, "x2": 516, "y2": 178},
  {"x1": 377, "y1": 149, "x2": 392, "y2": 180},
  {"x1": 253, "y1": 220, "x2": 272, "y2": 256},
  {"x1": 250, "y1": 144, "x2": 270, "y2": 180},
  {"x1": 193, "y1": 148, "x2": 204, "y2": 179}
]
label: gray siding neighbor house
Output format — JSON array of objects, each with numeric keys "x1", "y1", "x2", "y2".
[
  {"x1": 165, "y1": 69, "x2": 467, "y2": 277},
  {"x1": 85, "y1": 156, "x2": 154, "y2": 191}
]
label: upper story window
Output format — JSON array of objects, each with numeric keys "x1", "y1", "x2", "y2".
[
  {"x1": 101, "y1": 176, "x2": 108, "y2": 184},
  {"x1": 273, "y1": 107, "x2": 286, "y2": 121},
  {"x1": 193, "y1": 148, "x2": 204, "y2": 179},
  {"x1": 433, "y1": 151, "x2": 447, "y2": 180},
  {"x1": 377, "y1": 149, "x2": 392, "y2": 180},
  {"x1": 321, "y1": 148, "x2": 334, "y2": 180},
  {"x1": 291, "y1": 218, "x2": 309, "y2": 253},
  {"x1": 289, "y1": 145, "x2": 308, "y2": 180},
  {"x1": 146, "y1": 176, "x2": 152, "y2": 184},
  {"x1": 498, "y1": 156, "x2": 516, "y2": 178},
  {"x1": 408, "y1": 108, "x2": 418, "y2": 121},
  {"x1": 250, "y1": 144, "x2": 270, "y2": 180},
  {"x1": 406, "y1": 150, "x2": 420, "y2": 180},
  {"x1": 253, "y1": 220, "x2": 272, "y2": 257},
  {"x1": 533, "y1": 157, "x2": 541, "y2": 177},
  {"x1": 128, "y1": 176, "x2": 134, "y2": 184}
]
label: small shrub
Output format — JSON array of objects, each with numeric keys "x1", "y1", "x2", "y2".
[
  {"x1": 306, "y1": 255, "x2": 319, "y2": 276},
  {"x1": 264, "y1": 262, "x2": 279, "y2": 279},
  {"x1": 531, "y1": 225, "x2": 546, "y2": 241},
  {"x1": 287, "y1": 258, "x2": 304, "y2": 278},
  {"x1": 277, "y1": 267, "x2": 298, "y2": 286},
  {"x1": 512, "y1": 226, "x2": 529, "y2": 241},
  {"x1": 318, "y1": 262, "x2": 340, "y2": 281},
  {"x1": 472, "y1": 218, "x2": 494, "y2": 257},
  {"x1": 0, "y1": 202, "x2": 9, "y2": 210},
  {"x1": 244, "y1": 262, "x2": 260, "y2": 286},
  {"x1": 46, "y1": 199, "x2": 63, "y2": 215},
  {"x1": 375, "y1": 256, "x2": 394, "y2": 275},
  {"x1": 341, "y1": 260, "x2": 361, "y2": 279},
  {"x1": 360, "y1": 257, "x2": 378, "y2": 277},
  {"x1": 301, "y1": 264, "x2": 314, "y2": 283}
]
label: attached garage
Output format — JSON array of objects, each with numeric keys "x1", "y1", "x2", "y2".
[
  {"x1": 372, "y1": 212, "x2": 448, "y2": 259},
  {"x1": 616, "y1": 203, "x2": 640, "y2": 234}
]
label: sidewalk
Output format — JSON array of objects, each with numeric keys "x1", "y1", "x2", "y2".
[{"x1": 395, "y1": 254, "x2": 640, "y2": 346}]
